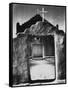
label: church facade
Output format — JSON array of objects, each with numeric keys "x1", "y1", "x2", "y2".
[{"x1": 12, "y1": 14, "x2": 66, "y2": 86}]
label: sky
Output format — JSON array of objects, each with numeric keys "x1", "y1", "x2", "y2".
[{"x1": 12, "y1": 3, "x2": 66, "y2": 38}]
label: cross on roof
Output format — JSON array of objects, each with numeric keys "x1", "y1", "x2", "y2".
[{"x1": 37, "y1": 8, "x2": 48, "y2": 22}]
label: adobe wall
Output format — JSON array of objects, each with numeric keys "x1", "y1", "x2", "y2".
[
  {"x1": 54, "y1": 33, "x2": 66, "y2": 80},
  {"x1": 12, "y1": 21, "x2": 66, "y2": 84},
  {"x1": 13, "y1": 35, "x2": 30, "y2": 84}
]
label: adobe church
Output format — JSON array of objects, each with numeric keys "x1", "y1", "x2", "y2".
[{"x1": 13, "y1": 9, "x2": 66, "y2": 85}]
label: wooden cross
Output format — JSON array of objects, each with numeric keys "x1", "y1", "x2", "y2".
[{"x1": 37, "y1": 8, "x2": 48, "y2": 22}]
